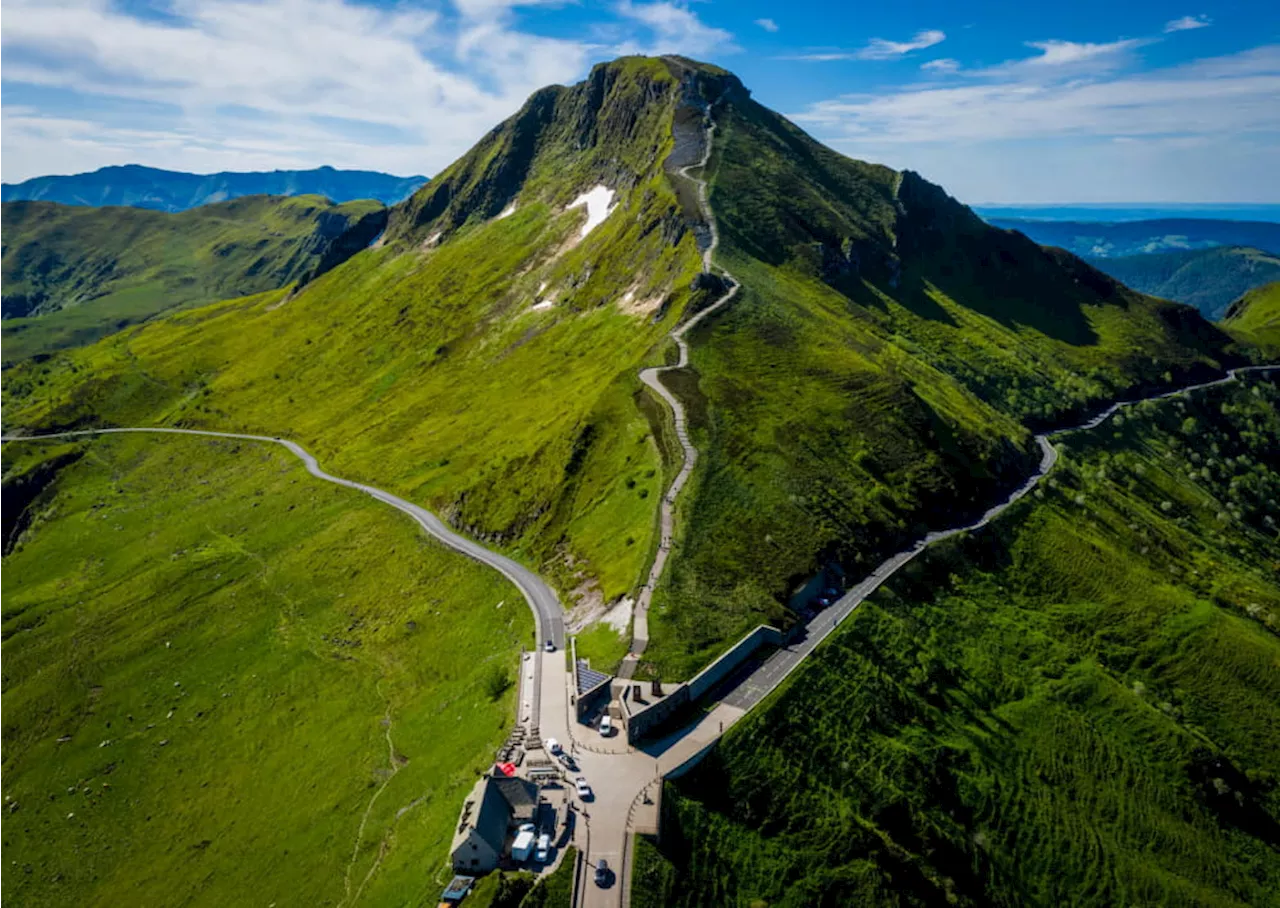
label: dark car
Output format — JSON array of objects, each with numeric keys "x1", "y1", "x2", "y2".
[
  {"x1": 595, "y1": 859, "x2": 611, "y2": 886},
  {"x1": 824, "y1": 587, "x2": 840, "y2": 598}
]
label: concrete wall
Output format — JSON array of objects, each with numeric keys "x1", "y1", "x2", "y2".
[
  {"x1": 687, "y1": 624, "x2": 782, "y2": 700},
  {"x1": 625, "y1": 624, "x2": 782, "y2": 744}
]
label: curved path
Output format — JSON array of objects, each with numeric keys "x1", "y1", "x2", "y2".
[
  {"x1": 623, "y1": 104, "x2": 739, "y2": 678},
  {"x1": 0, "y1": 426, "x2": 566, "y2": 715}
]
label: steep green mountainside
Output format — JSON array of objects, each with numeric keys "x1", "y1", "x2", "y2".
[
  {"x1": 637, "y1": 373, "x2": 1280, "y2": 908},
  {"x1": 2, "y1": 164, "x2": 426, "y2": 211},
  {"x1": 643, "y1": 77, "x2": 1246, "y2": 675},
  {"x1": 1, "y1": 433, "x2": 529, "y2": 907},
  {"x1": 2, "y1": 57, "x2": 1258, "y2": 681},
  {"x1": 987, "y1": 216, "x2": 1280, "y2": 258},
  {"x1": 2, "y1": 195, "x2": 386, "y2": 362},
  {"x1": 2, "y1": 57, "x2": 712, "y2": 614},
  {"x1": 1084, "y1": 246, "x2": 1280, "y2": 320},
  {"x1": 1224, "y1": 280, "x2": 1280, "y2": 347}
]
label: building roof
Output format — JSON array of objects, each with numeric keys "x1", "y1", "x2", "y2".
[
  {"x1": 450, "y1": 774, "x2": 539, "y2": 859},
  {"x1": 491, "y1": 775, "x2": 537, "y2": 821}
]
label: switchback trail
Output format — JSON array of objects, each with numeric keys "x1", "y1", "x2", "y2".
[{"x1": 622, "y1": 95, "x2": 739, "y2": 679}]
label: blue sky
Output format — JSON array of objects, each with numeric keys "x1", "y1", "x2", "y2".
[{"x1": 2, "y1": 0, "x2": 1278, "y2": 203}]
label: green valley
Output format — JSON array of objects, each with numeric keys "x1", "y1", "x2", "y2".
[
  {"x1": 1, "y1": 195, "x2": 386, "y2": 362},
  {"x1": 1085, "y1": 245, "x2": 1280, "y2": 320}
]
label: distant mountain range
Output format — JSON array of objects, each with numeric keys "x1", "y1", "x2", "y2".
[
  {"x1": 975, "y1": 204, "x2": 1280, "y2": 223},
  {"x1": 985, "y1": 217, "x2": 1280, "y2": 259},
  {"x1": 1085, "y1": 246, "x2": 1280, "y2": 320},
  {"x1": 982, "y1": 216, "x2": 1280, "y2": 320},
  {"x1": 1, "y1": 164, "x2": 427, "y2": 212}
]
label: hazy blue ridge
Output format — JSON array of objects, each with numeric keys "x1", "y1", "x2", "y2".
[
  {"x1": 975, "y1": 204, "x2": 1280, "y2": 224},
  {"x1": 986, "y1": 217, "x2": 1280, "y2": 258},
  {"x1": 1, "y1": 164, "x2": 427, "y2": 212}
]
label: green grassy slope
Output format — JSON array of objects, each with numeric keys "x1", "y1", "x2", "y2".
[
  {"x1": 1224, "y1": 280, "x2": 1280, "y2": 348},
  {"x1": 1, "y1": 433, "x2": 531, "y2": 907},
  {"x1": 2, "y1": 56, "x2": 709, "y2": 622},
  {"x1": 1085, "y1": 245, "x2": 1280, "y2": 320},
  {"x1": 642, "y1": 79, "x2": 1245, "y2": 677},
  {"x1": 636, "y1": 374, "x2": 1280, "y2": 907},
  {"x1": 1, "y1": 195, "x2": 386, "y2": 361}
]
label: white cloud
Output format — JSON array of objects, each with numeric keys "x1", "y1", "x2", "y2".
[
  {"x1": 614, "y1": 1, "x2": 738, "y2": 57},
  {"x1": 921, "y1": 58, "x2": 959, "y2": 74},
  {"x1": 1020, "y1": 38, "x2": 1148, "y2": 67},
  {"x1": 858, "y1": 29, "x2": 945, "y2": 60},
  {"x1": 0, "y1": 0, "x2": 736, "y2": 182},
  {"x1": 755, "y1": 18, "x2": 779, "y2": 33},
  {"x1": 790, "y1": 44, "x2": 1280, "y2": 201},
  {"x1": 1165, "y1": 14, "x2": 1212, "y2": 33}
]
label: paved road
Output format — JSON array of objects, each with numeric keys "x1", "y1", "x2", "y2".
[
  {"x1": 624, "y1": 95, "x2": 739, "y2": 679},
  {"x1": 719, "y1": 364, "x2": 1277, "y2": 713},
  {"x1": 0, "y1": 427, "x2": 566, "y2": 659}
]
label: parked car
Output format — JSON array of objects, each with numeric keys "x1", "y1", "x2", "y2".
[
  {"x1": 595, "y1": 859, "x2": 610, "y2": 886},
  {"x1": 814, "y1": 596, "x2": 832, "y2": 608},
  {"x1": 599, "y1": 715, "x2": 613, "y2": 737},
  {"x1": 575, "y1": 776, "x2": 593, "y2": 800},
  {"x1": 535, "y1": 832, "x2": 551, "y2": 863},
  {"x1": 545, "y1": 737, "x2": 562, "y2": 754},
  {"x1": 544, "y1": 639, "x2": 555, "y2": 652},
  {"x1": 557, "y1": 751, "x2": 578, "y2": 771}
]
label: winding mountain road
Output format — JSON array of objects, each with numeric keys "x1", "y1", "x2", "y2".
[{"x1": 0, "y1": 427, "x2": 565, "y2": 690}]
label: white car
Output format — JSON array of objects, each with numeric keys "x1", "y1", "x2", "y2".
[
  {"x1": 545, "y1": 737, "x2": 562, "y2": 754},
  {"x1": 535, "y1": 832, "x2": 551, "y2": 863},
  {"x1": 575, "y1": 776, "x2": 593, "y2": 800},
  {"x1": 598, "y1": 715, "x2": 613, "y2": 737},
  {"x1": 544, "y1": 640, "x2": 555, "y2": 652}
]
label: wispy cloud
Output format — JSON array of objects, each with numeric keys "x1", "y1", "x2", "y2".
[
  {"x1": 1165, "y1": 14, "x2": 1212, "y2": 33},
  {"x1": 784, "y1": 29, "x2": 945, "y2": 62},
  {"x1": 0, "y1": 0, "x2": 737, "y2": 181},
  {"x1": 792, "y1": 45, "x2": 1280, "y2": 145},
  {"x1": 921, "y1": 58, "x2": 960, "y2": 74},
  {"x1": 1020, "y1": 38, "x2": 1148, "y2": 66},
  {"x1": 858, "y1": 29, "x2": 946, "y2": 60},
  {"x1": 755, "y1": 18, "x2": 779, "y2": 33}
]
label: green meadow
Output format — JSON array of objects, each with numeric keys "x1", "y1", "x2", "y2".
[{"x1": 2, "y1": 432, "x2": 532, "y2": 907}]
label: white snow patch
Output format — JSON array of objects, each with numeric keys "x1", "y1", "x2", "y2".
[
  {"x1": 497, "y1": 202, "x2": 517, "y2": 220},
  {"x1": 531, "y1": 300, "x2": 554, "y2": 311},
  {"x1": 567, "y1": 185, "x2": 616, "y2": 238},
  {"x1": 538, "y1": 281, "x2": 548, "y2": 294}
]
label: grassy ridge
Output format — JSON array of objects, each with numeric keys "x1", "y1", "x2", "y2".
[
  {"x1": 1, "y1": 195, "x2": 385, "y2": 362},
  {"x1": 1, "y1": 434, "x2": 531, "y2": 907},
  {"x1": 642, "y1": 80, "x2": 1244, "y2": 678},
  {"x1": 637, "y1": 375, "x2": 1280, "y2": 907},
  {"x1": 1224, "y1": 280, "x2": 1280, "y2": 349}
]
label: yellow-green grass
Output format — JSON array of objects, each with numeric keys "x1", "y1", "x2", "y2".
[
  {"x1": 573, "y1": 622, "x2": 630, "y2": 676},
  {"x1": 2, "y1": 432, "x2": 531, "y2": 907},
  {"x1": 637, "y1": 375, "x2": 1280, "y2": 907},
  {"x1": 1223, "y1": 280, "x2": 1280, "y2": 351}
]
